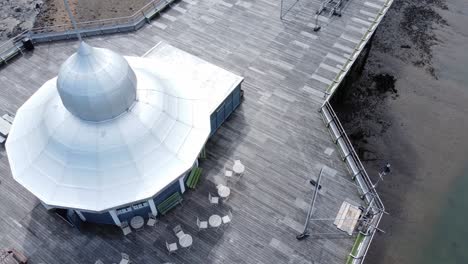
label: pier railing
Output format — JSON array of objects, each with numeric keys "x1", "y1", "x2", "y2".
[
  {"x1": 316, "y1": 0, "x2": 394, "y2": 259},
  {"x1": 0, "y1": 0, "x2": 173, "y2": 65},
  {"x1": 319, "y1": 100, "x2": 385, "y2": 264},
  {"x1": 324, "y1": 0, "x2": 394, "y2": 98}
]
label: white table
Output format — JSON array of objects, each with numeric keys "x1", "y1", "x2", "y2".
[
  {"x1": 179, "y1": 233, "x2": 193, "y2": 248},
  {"x1": 217, "y1": 185, "x2": 231, "y2": 198},
  {"x1": 130, "y1": 215, "x2": 144, "y2": 229},
  {"x1": 233, "y1": 161, "x2": 245, "y2": 174},
  {"x1": 209, "y1": 215, "x2": 222, "y2": 228}
]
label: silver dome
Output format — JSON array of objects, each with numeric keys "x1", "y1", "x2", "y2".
[{"x1": 57, "y1": 42, "x2": 137, "y2": 122}]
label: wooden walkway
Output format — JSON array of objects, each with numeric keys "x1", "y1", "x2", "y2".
[{"x1": 0, "y1": 0, "x2": 389, "y2": 262}]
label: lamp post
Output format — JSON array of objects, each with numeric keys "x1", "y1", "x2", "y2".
[
  {"x1": 360, "y1": 163, "x2": 391, "y2": 200},
  {"x1": 297, "y1": 168, "x2": 324, "y2": 240}
]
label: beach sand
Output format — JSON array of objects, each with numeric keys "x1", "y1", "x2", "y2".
[{"x1": 332, "y1": 0, "x2": 468, "y2": 263}]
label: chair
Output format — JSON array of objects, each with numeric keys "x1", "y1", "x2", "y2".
[
  {"x1": 196, "y1": 217, "x2": 208, "y2": 231},
  {"x1": 173, "y1": 224, "x2": 185, "y2": 238},
  {"x1": 222, "y1": 210, "x2": 233, "y2": 225},
  {"x1": 119, "y1": 253, "x2": 130, "y2": 264},
  {"x1": 0, "y1": 117, "x2": 11, "y2": 138},
  {"x1": 208, "y1": 192, "x2": 219, "y2": 205},
  {"x1": 224, "y1": 163, "x2": 233, "y2": 179},
  {"x1": 2, "y1": 113, "x2": 14, "y2": 124},
  {"x1": 166, "y1": 241, "x2": 178, "y2": 254},
  {"x1": 121, "y1": 221, "x2": 132, "y2": 236},
  {"x1": 147, "y1": 213, "x2": 157, "y2": 226}
]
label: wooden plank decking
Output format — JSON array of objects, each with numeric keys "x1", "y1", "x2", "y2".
[{"x1": 0, "y1": 0, "x2": 390, "y2": 262}]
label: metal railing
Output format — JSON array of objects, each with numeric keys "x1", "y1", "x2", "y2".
[
  {"x1": 0, "y1": 0, "x2": 174, "y2": 65},
  {"x1": 324, "y1": 0, "x2": 394, "y2": 98},
  {"x1": 319, "y1": 100, "x2": 384, "y2": 264}
]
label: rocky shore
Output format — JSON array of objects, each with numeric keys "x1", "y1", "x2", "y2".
[
  {"x1": 0, "y1": 0, "x2": 43, "y2": 41},
  {"x1": 0, "y1": 0, "x2": 152, "y2": 42}
]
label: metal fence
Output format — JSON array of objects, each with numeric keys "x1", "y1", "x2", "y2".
[
  {"x1": 319, "y1": 100, "x2": 385, "y2": 264},
  {"x1": 324, "y1": 0, "x2": 394, "y2": 98},
  {"x1": 0, "y1": 0, "x2": 174, "y2": 65},
  {"x1": 316, "y1": 6, "x2": 394, "y2": 260}
]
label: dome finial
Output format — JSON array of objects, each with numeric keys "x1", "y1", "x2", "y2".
[{"x1": 77, "y1": 41, "x2": 92, "y2": 56}]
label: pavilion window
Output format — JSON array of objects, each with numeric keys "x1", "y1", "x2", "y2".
[{"x1": 117, "y1": 206, "x2": 132, "y2": 215}]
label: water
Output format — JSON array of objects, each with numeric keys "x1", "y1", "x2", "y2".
[
  {"x1": 332, "y1": 0, "x2": 468, "y2": 263},
  {"x1": 421, "y1": 168, "x2": 468, "y2": 263}
]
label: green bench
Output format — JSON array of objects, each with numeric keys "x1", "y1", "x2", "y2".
[
  {"x1": 346, "y1": 232, "x2": 365, "y2": 264},
  {"x1": 198, "y1": 147, "x2": 207, "y2": 159},
  {"x1": 157, "y1": 191, "x2": 183, "y2": 215},
  {"x1": 185, "y1": 167, "x2": 203, "y2": 189}
]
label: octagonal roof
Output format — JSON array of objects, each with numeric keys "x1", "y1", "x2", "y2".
[{"x1": 5, "y1": 44, "x2": 212, "y2": 212}]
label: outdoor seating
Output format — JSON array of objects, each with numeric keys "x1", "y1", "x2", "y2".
[
  {"x1": 166, "y1": 241, "x2": 178, "y2": 254},
  {"x1": 222, "y1": 210, "x2": 233, "y2": 225},
  {"x1": 119, "y1": 253, "x2": 130, "y2": 264},
  {"x1": 2, "y1": 113, "x2": 14, "y2": 124},
  {"x1": 130, "y1": 215, "x2": 144, "y2": 230},
  {"x1": 208, "y1": 214, "x2": 222, "y2": 229},
  {"x1": 217, "y1": 184, "x2": 231, "y2": 200},
  {"x1": 120, "y1": 221, "x2": 132, "y2": 236},
  {"x1": 178, "y1": 233, "x2": 193, "y2": 249},
  {"x1": 186, "y1": 167, "x2": 203, "y2": 189},
  {"x1": 0, "y1": 117, "x2": 11, "y2": 139},
  {"x1": 224, "y1": 164, "x2": 233, "y2": 181},
  {"x1": 198, "y1": 147, "x2": 207, "y2": 159},
  {"x1": 173, "y1": 225, "x2": 185, "y2": 238},
  {"x1": 147, "y1": 213, "x2": 157, "y2": 226},
  {"x1": 208, "y1": 192, "x2": 219, "y2": 205},
  {"x1": 233, "y1": 160, "x2": 245, "y2": 178},
  {"x1": 157, "y1": 192, "x2": 183, "y2": 215},
  {"x1": 196, "y1": 217, "x2": 208, "y2": 231}
]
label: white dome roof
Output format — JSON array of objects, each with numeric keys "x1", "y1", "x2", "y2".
[
  {"x1": 57, "y1": 42, "x2": 137, "y2": 122},
  {"x1": 6, "y1": 62, "x2": 211, "y2": 212},
  {"x1": 5, "y1": 42, "x2": 244, "y2": 212}
]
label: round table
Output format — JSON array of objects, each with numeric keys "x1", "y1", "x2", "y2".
[
  {"x1": 130, "y1": 215, "x2": 144, "y2": 229},
  {"x1": 209, "y1": 214, "x2": 222, "y2": 228},
  {"x1": 233, "y1": 162, "x2": 245, "y2": 174},
  {"x1": 217, "y1": 185, "x2": 231, "y2": 198},
  {"x1": 179, "y1": 234, "x2": 193, "y2": 248}
]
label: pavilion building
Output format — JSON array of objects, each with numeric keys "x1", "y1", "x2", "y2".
[{"x1": 5, "y1": 41, "x2": 243, "y2": 226}]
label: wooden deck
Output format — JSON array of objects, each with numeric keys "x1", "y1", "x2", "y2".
[{"x1": 0, "y1": 0, "x2": 389, "y2": 262}]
